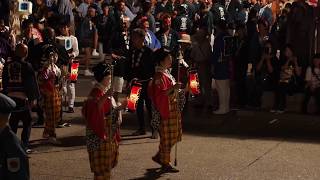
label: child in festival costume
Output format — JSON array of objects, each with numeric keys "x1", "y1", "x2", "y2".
[
  {"x1": 148, "y1": 48, "x2": 186, "y2": 173},
  {"x1": 37, "y1": 48, "x2": 62, "y2": 144},
  {"x1": 82, "y1": 62, "x2": 127, "y2": 180}
]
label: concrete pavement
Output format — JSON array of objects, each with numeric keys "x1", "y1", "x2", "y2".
[{"x1": 22, "y1": 76, "x2": 320, "y2": 180}]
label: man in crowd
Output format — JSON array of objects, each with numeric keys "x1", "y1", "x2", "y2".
[
  {"x1": 2, "y1": 43, "x2": 40, "y2": 153},
  {"x1": 126, "y1": 28, "x2": 156, "y2": 138}
]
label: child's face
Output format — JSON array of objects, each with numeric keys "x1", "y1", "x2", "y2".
[
  {"x1": 49, "y1": 52, "x2": 58, "y2": 64},
  {"x1": 102, "y1": 75, "x2": 112, "y2": 89}
]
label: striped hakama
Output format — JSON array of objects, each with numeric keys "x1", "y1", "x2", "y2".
[
  {"x1": 159, "y1": 93, "x2": 182, "y2": 165},
  {"x1": 42, "y1": 88, "x2": 61, "y2": 138},
  {"x1": 86, "y1": 120, "x2": 119, "y2": 180}
]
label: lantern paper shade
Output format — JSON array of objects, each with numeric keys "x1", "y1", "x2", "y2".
[
  {"x1": 70, "y1": 61, "x2": 80, "y2": 82},
  {"x1": 308, "y1": 0, "x2": 318, "y2": 7},
  {"x1": 189, "y1": 70, "x2": 200, "y2": 95},
  {"x1": 127, "y1": 82, "x2": 142, "y2": 111}
]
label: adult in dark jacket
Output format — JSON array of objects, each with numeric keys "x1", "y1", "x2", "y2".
[
  {"x1": 125, "y1": 28, "x2": 155, "y2": 137},
  {"x1": 172, "y1": 5, "x2": 193, "y2": 34},
  {"x1": 0, "y1": 93, "x2": 30, "y2": 180},
  {"x1": 212, "y1": 20, "x2": 230, "y2": 114},
  {"x1": 107, "y1": 16, "x2": 130, "y2": 102},
  {"x1": 156, "y1": 14, "x2": 179, "y2": 52},
  {"x1": 2, "y1": 44, "x2": 40, "y2": 153}
]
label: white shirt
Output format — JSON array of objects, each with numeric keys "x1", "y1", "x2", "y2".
[
  {"x1": 56, "y1": 35, "x2": 79, "y2": 58},
  {"x1": 70, "y1": 35, "x2": 79, "y2": 58}
]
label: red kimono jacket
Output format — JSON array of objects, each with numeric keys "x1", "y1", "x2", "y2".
[
  {"x1": 148, "y1": 70, "x2": 175, "y2": 120},
  {"x1": 82, "y1": 86, "x2": 111, "y2": 140}
]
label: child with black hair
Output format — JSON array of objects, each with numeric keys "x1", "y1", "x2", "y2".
[
  {"x1": 148, "y1": 48, "x2": 185, "y2": 173},
  {"x1": 303, "y1": 54, "x2": 320, "y2": 114},
  {"x1": 37, "y1": 49, "x2": 62, "y2": 144},
  {"x1": 82, "y1": 62, "x2": 127, "y2": 180}
]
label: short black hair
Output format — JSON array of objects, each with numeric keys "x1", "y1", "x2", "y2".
[
  {"x1": 131, "y1": 28, "x2": 146, "y2": 38},
  {"x1": 92, "y1": 62, "x2": 112, "y2": 82},
  {"x1": 154, "y1": 48, "x2": 171, "y2": 65},
  {"x1": 101, "y1": 2, "x2": 110, "y2": 10}
]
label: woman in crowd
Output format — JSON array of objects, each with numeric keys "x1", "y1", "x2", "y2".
[
  {"x1": 82, "y1": 62, "x2": 126, "y2": 180},
  {"x1": 148, "y1": 48, "x2": 183, "y2": 173},
  {"x1": 273, "y1": 44, "x2": 301, "y2": 113},
  {"x1": 302, "y1": 54, "x2": 320, "y2": 114}
]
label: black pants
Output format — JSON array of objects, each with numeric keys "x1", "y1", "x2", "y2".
[
  {"x1": 9, "y1": 98, "x2": 32, "y2": 148},
  {"x1": 302, "y1": 87, "x2": 320, "y2": 113},
  {"x1": 246, "y1": 77, "x2": 263, "y2": 107},
  {"x1": 273, "y1": 82, "x2": 289, "y2": 111},
  {"x1": 136, "y1": 82, "x2": 152, "y2": 131},
  {"x1": 35, "y1": 99, "x2": 45, "y2": 123}
]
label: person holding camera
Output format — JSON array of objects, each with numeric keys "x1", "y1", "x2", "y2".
[
  {"x1": 273, "y1": 44, "x2": 301, "y2": 114},
  {"x1": 256, "y1": 41, "x2": 282, "y2": 112},
  {"x1": 256, "y1": 41, "x2": 278, "y2": 87}
]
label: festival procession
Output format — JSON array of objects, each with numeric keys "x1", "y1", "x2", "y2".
[{"x1": 0, "y1": 0, "x2": 320, "y2": 179}]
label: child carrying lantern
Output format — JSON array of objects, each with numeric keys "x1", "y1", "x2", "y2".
[
  {"x1": 37, "y1": 47, "x2": 62, "y2": 144},
  {"x1": 57, "y1": 22, "x2": 80, "y2": 114},
  {"x1": 148, "y1": 48, "x2": 187, "y2": 173},
  {"x1": 82, "y1": 62, "x2": 127, "y2": 180}
]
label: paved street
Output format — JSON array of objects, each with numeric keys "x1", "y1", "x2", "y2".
[{"x1": 22, "y1": 76, "x2": 320, "y2": 180}]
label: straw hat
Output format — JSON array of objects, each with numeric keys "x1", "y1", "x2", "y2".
[{"x1": 178, "y1": 34, "x2": 191, "y2": 44}]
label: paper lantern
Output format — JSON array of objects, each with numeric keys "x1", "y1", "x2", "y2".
[
  {"x1": 189, "y1": 69, "x2": 200, "y2": 95},
  {"x1": 127, "y1": 82, "x2": 142, "y2": 111},
  {"x1": 308, "y1": 0, "x2": 318, "y2": 7},
  {"x1": 70, "y1": 61, "x2": 79, "y2": 82}
]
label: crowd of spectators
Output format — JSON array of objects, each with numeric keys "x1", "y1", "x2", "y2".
[{"x1": 0, "y1": 0, "x2": 319, "y2": 117}]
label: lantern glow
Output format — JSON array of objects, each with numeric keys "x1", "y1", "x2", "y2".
[
  {"x1": 70, "y1": 61, "x2": 79, "y2": 82},
  {"x1": 127, "y1": 83, "x2": 142, "y2": 111},
  {"x1": 189, "y1": 70, "x2": 200, "y2": 95}
]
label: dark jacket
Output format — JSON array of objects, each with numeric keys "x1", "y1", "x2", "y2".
[
  {"x1": 0, "y1": 37, "x2": 13, "y2": 61},
  {"x1": 156, "y1": 29, "x2": 179, "y2": 53},
  {"x1": 108, "y1": 31, "x2": 130, "y2": 77},
  {"x1": 125, "y1": 46, "x2": 154, "y2": 81},
  {"x1": 212, "y1": 32, "x2": 230, "y2": 80},
  {"x1": 2, "y1": 57, "x2": 40, "y2": 101},
  {"x1": 154, "y1": 2, "x2": 174, "y2": 18},
  {"x1": 97, "y1": 14, "x2": 110, "y2": 43},
  {"x1": 172, "y1": 15, "x2": 193, "y2": 34},
  {"x1": 0, "y1": 126, "x2": 30, "y2": 180}
]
